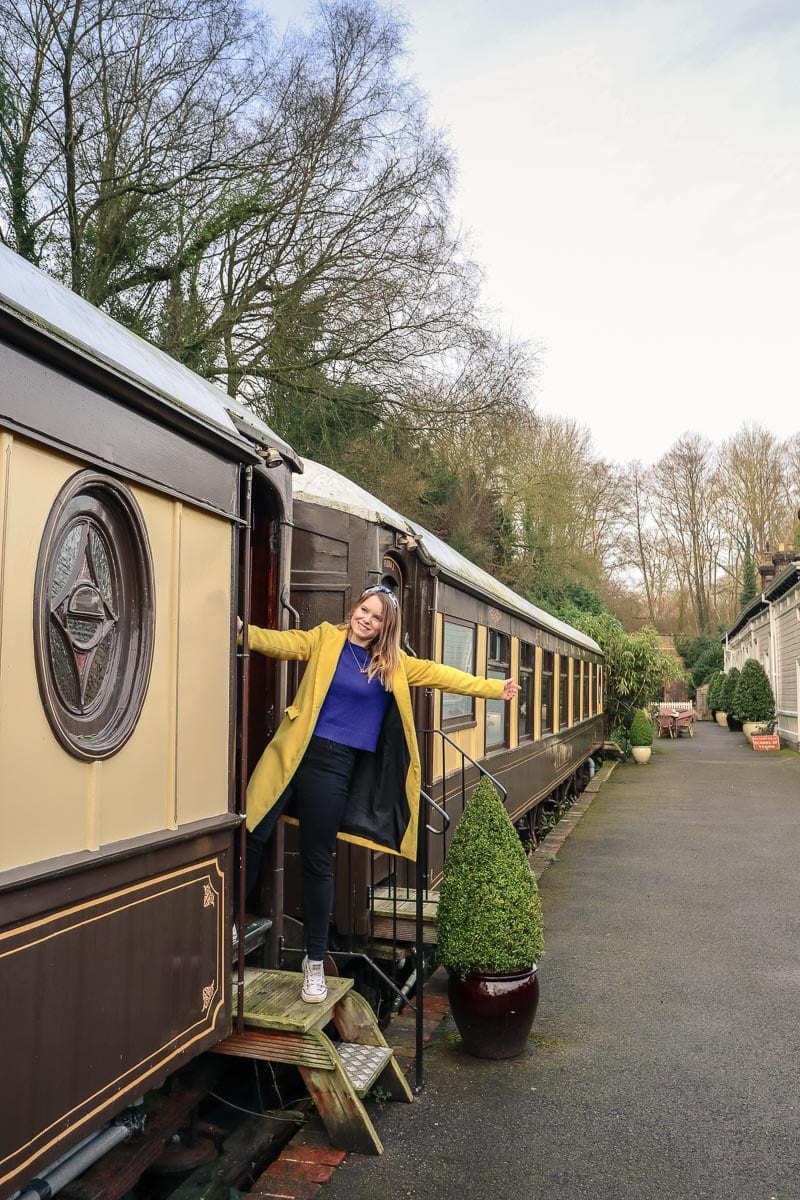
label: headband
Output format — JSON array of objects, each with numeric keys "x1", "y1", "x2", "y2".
[{"x1": 361, "y1": 584, "x2": 399, "y2": 609}]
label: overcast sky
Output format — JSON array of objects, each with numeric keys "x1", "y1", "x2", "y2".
[{"x1": 269, "y1": 1, "x2": 800, "y2": 464}]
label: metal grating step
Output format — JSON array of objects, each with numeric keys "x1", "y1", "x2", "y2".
[
  {"x1": 232, "y1": 916, "x2": 273, "y2": 956},
  {"x1": 337, "y1": 1043, "x2": 394, "y2": 1097}
]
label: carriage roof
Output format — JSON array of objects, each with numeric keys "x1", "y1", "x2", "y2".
[
  {"x1": 294, "y1": 458, "x2": 601, "y2": 655},
  {"x1": 0, "y1": 245, "x2": 291, "y2": 461}
]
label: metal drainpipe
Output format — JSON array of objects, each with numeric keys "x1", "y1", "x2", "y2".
[
  {"x1": 15, "y1": 1124, "x2": 132, "y2": 1200},
  {"x1": 236, "y1": 465, "x2": 253, "y2": 1034},
  {"x1": 415, "y1": 570, "x2": 439, "y2": 1094},
  {"x1": 767, "y1": 595, "x2": 779, "y2": 726},
  {"x1": 8, "y1": 1134, "x2": 98, "y2": 1200}
]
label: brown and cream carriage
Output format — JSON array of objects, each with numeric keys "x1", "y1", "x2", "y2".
[{"x1": 0, "y1": 244, "x2": 297, "y2": 1197}]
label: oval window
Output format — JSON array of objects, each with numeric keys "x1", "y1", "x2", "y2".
[{"x1": 34, "y1": 471, "x2": 155, "y2": 760}]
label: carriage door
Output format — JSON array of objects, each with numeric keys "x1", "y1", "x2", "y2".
[{"x1": 238, "y1": 465, "x2": 290, "y2": 965}]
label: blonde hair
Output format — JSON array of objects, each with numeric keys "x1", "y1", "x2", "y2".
[{"x1": 340, "y1": 588, "x2": 402, "y2": 690}]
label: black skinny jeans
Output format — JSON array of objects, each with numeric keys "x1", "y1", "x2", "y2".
[{"x1": 245, "y1": 735, "x2": 360, "y2": 960}]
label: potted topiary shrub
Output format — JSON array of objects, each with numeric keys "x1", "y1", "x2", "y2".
[
  {"x1": 708, "y1": 670, "x2": 728, "y2": 726},
  {"x1": 721, "y1": 667, "x2": 742, "y2": 731},
  {"x1": 706, "y1": 670, "x2": 724, "y2": 719},
  {"x1": 629, "y1": 708, "x2": 654, "y2": 763},
  {"x1": 734, "y1": 658, "x2": 775, "y2": 743},
  {"x1": 437, "y1": 776, "x2": 544, "y2": 1059}
]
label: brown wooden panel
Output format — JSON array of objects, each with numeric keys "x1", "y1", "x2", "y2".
[
  {"x1": 437, "y1": 582, "x2": 601, "y2": 661},
  {"x1": 0, "y1": 340, "x2": 241, "y2": 516},
  {"x1": 0, "y1": 848, "x2": 231, "y2": 1199}
]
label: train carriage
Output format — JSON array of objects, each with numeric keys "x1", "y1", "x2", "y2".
[
  {"x1": 0, "y1": 246, "x2": 298, "y2": 1199},
  {"x1": 0, "y1": 240, "x2": 607, "y2": 1195}
]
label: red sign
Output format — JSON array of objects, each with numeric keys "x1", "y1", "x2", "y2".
[{"x1": 752, "y1": 734, "x2": 780, "y2": 752}]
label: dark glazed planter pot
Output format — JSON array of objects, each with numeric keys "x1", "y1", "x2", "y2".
[
  {"x1": 726, "y1": 714, "x2": 743, "y2": 732},
  {"x1": 447, "y1": 966, "x2": 540, "y2": 1059}
]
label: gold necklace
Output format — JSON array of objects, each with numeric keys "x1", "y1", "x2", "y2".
[{"x1": 347, "y1": 638, "x2": 371, "y2": 675}]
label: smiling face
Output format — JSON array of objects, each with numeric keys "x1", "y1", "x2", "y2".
[{"x1": 348, "y1": 594, "x2": 385, "y2": 646}]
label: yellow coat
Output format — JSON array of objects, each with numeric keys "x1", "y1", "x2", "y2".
[{"x1": 245, "y1": 622, "x2": 505, "y2": 860}]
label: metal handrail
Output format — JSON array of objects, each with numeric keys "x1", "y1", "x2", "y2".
[
  {"x1": 417, "y1": 727, "x2": 508, "y2": 801},
  {"x1": 412, "y1": 745, "x2": 504, "y2": 1091},
  {"x1": 361, "y1": 736, "x2": 506, "y2": 1092},
  {"x1": 424, "y1": 791, "x2": 450, "y2": 835}
]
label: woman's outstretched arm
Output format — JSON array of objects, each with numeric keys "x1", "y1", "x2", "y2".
[
  {"x1": 239, "y1": 621, "x2": 322, "y2": 662},
  {"x1": 404, "y1": 656, "x2": 520, "y2": 700}
]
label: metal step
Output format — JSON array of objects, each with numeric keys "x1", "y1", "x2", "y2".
[
  {"x1": 232, "y1": 916, "x2": 273, "y2": 956},
  {"x1": 337, "y1": 1043, "x2": 394, "y2": 1097}
]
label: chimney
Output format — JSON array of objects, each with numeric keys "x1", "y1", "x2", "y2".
[{"x1": 758, "y1": 545, "x2": 775, "y2": 586}]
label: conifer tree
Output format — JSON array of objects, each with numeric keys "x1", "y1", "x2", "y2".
[{"x1": 740, "y1": 530, "x2": 757, "y2": 607}]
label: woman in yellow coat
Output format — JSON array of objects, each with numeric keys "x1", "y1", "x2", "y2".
[{"x1": 242, "y1": 585, "x2": 519, "y2": 1003}]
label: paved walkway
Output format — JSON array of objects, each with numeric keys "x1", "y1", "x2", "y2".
[{"x1": 320, "y1": 722, "x2": 800, "y2": 1200}]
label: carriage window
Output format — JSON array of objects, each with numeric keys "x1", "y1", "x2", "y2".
[
  {"x1": 584, "y1": 662, "x2": 592, "y2": 717},
  {"x1": 442, "y1": 618, "x2": 476, "y2": 726},
  {"x1": 573, "y1": 660, "x2": 582, "y2": 722},
  {"x1": 541, "y1": 650, "x2": 554, "y2": 735},
  {"x1": 595, "y1": 664, "x2": 603, "y2": 713},
  {"x1": 486, "y1": 630, "x2": 510, "y2": 750},
  {"x1": 558, "y1": 656, "x2": 569, "y2": 730},
  {"x1": 34, "y1": 470, "x2": 155, "y2": 760},
  {"x1": 518, "y1": 642, "x2": 534, "y2": 741}
]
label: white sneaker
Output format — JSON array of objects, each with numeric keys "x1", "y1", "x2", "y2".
[{"x1": 301, "y1": 956, "x2": 328, "y2": 1004}]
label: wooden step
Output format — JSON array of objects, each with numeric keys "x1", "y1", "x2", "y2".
[
  {"x1": 371, "y1": 887, "x2": 439, "y2": 945},
  {"x1": 215, "y1": 969, "x2": 412, "y2": 1156}
]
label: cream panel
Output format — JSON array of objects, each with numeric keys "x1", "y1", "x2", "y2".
[
  {"x1": 98, "y1": 497, "x2": 233, "y2": 842},
  {"x1": 97, "y1": 487, "x2": 180, "y2": 845},
  {"x1": 509, "y1": 639, "x2": 519, "y2": 750},
  {"x1": 174, "y1": 505, "x2": 232, "y2": 824},
  {"x1": 0, "y1": 440, "x2": 89, "y2": 870}
]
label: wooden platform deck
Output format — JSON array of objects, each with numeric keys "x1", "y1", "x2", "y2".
[{"x1": 235, "y1": 967, "x2": 354, "y2": 1032}]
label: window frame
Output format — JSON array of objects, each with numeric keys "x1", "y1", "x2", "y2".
[
  {"x1": 558, "y1": 655, "x2": 569, "y2": 730},
  {"x1": 572, "y1": 659, "x2": 582, "y2": 723},
  {"x1": 485, "y1": 629, "x2": 511, "y2": 751},
  {"x1": 441, "y1": 616, "x2": 478, "y2": 730},
  {"x1": 518, "y1": 641, "x2": 534, "y2": 742},
  {"x1": 33, "y1": 470, "x2": 155, "y2": 761},
  {"x1": 541, "y1": 649, "x2": 555, "y2": 736}
]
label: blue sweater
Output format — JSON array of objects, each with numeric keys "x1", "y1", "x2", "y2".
[{"x1": 314, "y1": 641, "x2": 391, "y2": 751}]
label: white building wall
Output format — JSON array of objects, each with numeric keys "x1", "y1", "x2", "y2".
[
  {"x1": 723, "y1": 581, "x2": 800, "y2": 751},
  {"x1": 774, "y1": 587, "x2": 800, "y2": 749}
]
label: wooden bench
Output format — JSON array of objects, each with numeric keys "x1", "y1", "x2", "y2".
[{"x1": 215, "y1": 969, "x2": 413, "y2": 1154}]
